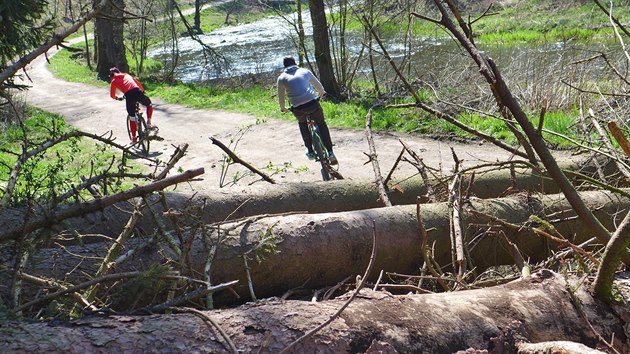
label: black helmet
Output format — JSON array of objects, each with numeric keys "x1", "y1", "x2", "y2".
[{"x1": 109, "y1": 67, "x2": 120, "y2": 77}]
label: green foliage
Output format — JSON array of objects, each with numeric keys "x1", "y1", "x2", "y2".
[
  {"x1": 251, "y1": 222, "x2": 280, "y2": 264},
  {"x1": 0, "y1": 0, "x2": 54, "y2": 73},
  {"x1": 473, "y1": 0, "x2": 630, "y2": 44},
  {"x1": 0, "y1": 108, "x2": 135, "y2": 206},
  {"x1": 108, "y1": 265, "x2": 173, "y2": 310}
]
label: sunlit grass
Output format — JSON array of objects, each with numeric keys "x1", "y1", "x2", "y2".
[
  {"x1": 48, "y1": 40, "x2": 583, "y2": 149},
  {"x1": 0, "y1": 108, "x2": 138, "y2": 206},
  {"x1": 48, "y1": 42, "x2": 105, "y2": 86}
]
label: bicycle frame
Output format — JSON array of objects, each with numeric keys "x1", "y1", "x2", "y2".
[
  {"x1": 306, "y1": 115, "x2": 338, "y2": 181},
  {"x1": 288, "y1": 99, "x2": 342, "y2": 181},
  {"x1": 125, "y1": 102, "x2": 150, "y2": 156}
]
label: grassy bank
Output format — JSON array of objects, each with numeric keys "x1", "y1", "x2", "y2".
[{"x1": 0, "y1": 108, "x2": 139, "y2": 206}]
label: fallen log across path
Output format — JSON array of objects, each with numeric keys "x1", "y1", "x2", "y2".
[
  {"x1": 50, "y1": 156, "x2": 625, "y2": 238},
  {"x1": 1, "y1": 270, "x2": 628, "y2": 353},
  {"x1": 12, "y1": 189, "x2": 630, "y2": 307}
]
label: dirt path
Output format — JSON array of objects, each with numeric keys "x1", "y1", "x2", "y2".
[{"x1": 19, "y1": 47, "x2": 521, "y2": 191}]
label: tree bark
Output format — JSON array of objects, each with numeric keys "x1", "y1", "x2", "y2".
[
  {"x1": 309, "y1": 0, "x2": 341, "y2": 99},
  {"x1": 94, "y1": 0, "x2": 128, "y2": 78},
  {"x1": 11, "y1": 189, "x2": 630, "y2": 307},
  {"x1": 1, "y1": 271, "x2": 627, "y2": 353},
  {"x1": 29, "y1": 155, "x2": 616, "y2": 239}
]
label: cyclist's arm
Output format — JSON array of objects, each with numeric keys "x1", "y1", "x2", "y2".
[
  {"x1": 277, "y1": 81, "x2": 288, "y2": 112},
  {"x1": 308, "y1": 72, "x2": 326, "y2": 99},
  {"x1": 110, "y1": 83, "x2": 119, "y2": 100}
]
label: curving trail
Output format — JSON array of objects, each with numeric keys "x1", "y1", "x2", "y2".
[{"x1": 18, "y1": 45, "x2": 519, "y2": 190}]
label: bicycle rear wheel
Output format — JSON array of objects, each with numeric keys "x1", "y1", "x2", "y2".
[
  {"x1": 137, "y1": 115, "x2": 150, "y2": 156},
  {"x1": 311, "y1": 127, "x2": 331, "y2": 181}
]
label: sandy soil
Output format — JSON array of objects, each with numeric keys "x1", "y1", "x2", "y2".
[{"x1": 18, "y1": 47, "x2": 522, "y2": 191}]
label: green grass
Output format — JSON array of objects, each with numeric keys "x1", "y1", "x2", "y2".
[
  {"x1": 48, "y1": 43, "x2": 584, "y2": 149},
  {"x1": 0, "y1": 108, "x2": 138, "y2": 206},
  {"x1": 48, "y1": 42, "x2": 106, "y2": 87},
  {"x1": 473, "y1": 0, "x2": 630, "y2": 44}
]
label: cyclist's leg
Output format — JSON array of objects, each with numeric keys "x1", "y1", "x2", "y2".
[
  {"x1": 292, "y1": 109, "x2": 313, "y2": 153},
  {"x1": 310, "y1": 105, "x2": 333, "y2": 153},
  {"x1": 137, "y1": 93, "x2": 153, "y2": 126},
  {"x1": 125, "y1": 97, "x2": 138, "y2": 143},
  {"x1": 128, "y1": 116, "x2": 138, "y2": 143},
  {"x1": 298, "y1": 122, "x2": 313, "y2": 152}
]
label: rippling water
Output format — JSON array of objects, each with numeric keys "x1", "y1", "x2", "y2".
[
  {"x1": 148, "y1": 11, "x2": 614, "y2": 88},
  {"x1": 149, "y1": 14, "x2": 312, "y2": 82}
]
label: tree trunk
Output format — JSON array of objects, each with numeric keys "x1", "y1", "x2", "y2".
[
  {"x1": 193, "y1": 0, "x2": 202, "y2": 33},
  {"x1": 94, "y1": 0, "x2": 128, "y2": 79},
  {"x1": 309, "y1": 0, "x2": 341, "y2": 99},
  {"x1": 46, "y1": 155, "x2": 620, "y2": 238},
  {"x1": 12, "y1": 189, "x2": 630, "y2": 307},
  {"x1": 1, "y1": 271, "x2": 627, "y2": 353}
]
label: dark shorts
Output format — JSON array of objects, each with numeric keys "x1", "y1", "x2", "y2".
[
  {"x1": 125, "y1": 88, "x2": 152, "y2": 117},
  {"x1": 291, "y1": 99, "x2": 325, "y2": 124}
]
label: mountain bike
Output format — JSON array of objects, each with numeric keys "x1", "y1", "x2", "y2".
[
  {"x1": 124, "y1": 101, "x2": 154, "y2": 156},
  {"x1": 287, "y1": 103, "x2": 343, "y2": 181},
  {"x1": 305, "y1": 114, "x2": 342, "y2": 181}
]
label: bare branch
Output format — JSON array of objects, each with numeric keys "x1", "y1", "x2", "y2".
[
  {"x1": 365, "y1": 109, "x2": 392, "y2": 207},
  {"x1": 209, "y1": 136, "x2": 276, "y2": 184},
  {"x1": 0, "y1": 168, "x2": 205, "y2": 243}
]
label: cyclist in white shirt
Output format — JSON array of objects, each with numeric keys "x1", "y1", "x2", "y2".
[{"x1": 277, "y1": 56, "x2": 337, "y2": 165}]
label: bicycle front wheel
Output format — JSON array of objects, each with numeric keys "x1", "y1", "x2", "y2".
[
  {"x1": 311, "y1": 129, "x2": 331, "y2": 181},
  {"x1": 137, "y1": 115, "x2": 150, "y2": 156}
]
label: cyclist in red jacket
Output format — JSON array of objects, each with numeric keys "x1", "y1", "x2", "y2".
[{"x1": 109, "y1": 67, "x2": 154, "y2": 144}]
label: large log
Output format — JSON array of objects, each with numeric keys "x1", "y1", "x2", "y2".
[
  {"x1": 52, "y1": 155, "x2": 623, "y2": 238},
  {"x1": 13, "y1": 189, "x2": 630, "y2": 307},
  {"x1": 1, "y1": 271, "x2": 628, "y2": 353}
]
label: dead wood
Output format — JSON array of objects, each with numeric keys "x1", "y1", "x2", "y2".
[
  {"x1": 0, "y1": 168, "x2": 204, "y2": 243},
  {"x1": 608, "y1": 121, "x2": 630, "y2": 158},
  {"x1": 415, "y1": 1, "x2": 625, "y2": 265},
  {"x1": 10, "y1": 189, "x2": 630, "y2": 307},
  {"x1": 517, "y1": 341, "x2": 610, "y2": 354},
  {"x1": 1, "y1": 271, "x2": 627, "y2": 353},
  {"x1": 364, "y1": 108, "x2": 392, "y2": 207},
  {"x1": 594, "y1": 210, "x2": 630, "y2": 298},
  {"x1": 209, "y1": 135, "x2": 276, "y2": 184},
  {"x1": 48, "y1": 156, "x2": 618, "y2": 239}
]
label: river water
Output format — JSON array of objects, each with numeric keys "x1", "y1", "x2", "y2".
[
  {"x1": 148, "y1": 11, "x2": 461, "y2": 82},
  {"x1": 148, "y1": 11, "x2": 613, "y2": 88},
  {"x1": 149, "y1": 14, "x2": 312, "y2": 82}
]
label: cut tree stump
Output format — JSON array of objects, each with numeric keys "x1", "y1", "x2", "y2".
[{"x1": 1, "y1": 271, "x2": 628, "y2": 353}]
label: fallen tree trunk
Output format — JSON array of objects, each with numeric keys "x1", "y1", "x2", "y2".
[
  {"x1": 12, "y1": 189, "x2": 630, "y2": 307},
  {"x1": 1, "y1": 271, "x2": 628, "y2": 353},
  {"x1": 50, "y1": 156, "x2": 624, "y2": 238}
]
